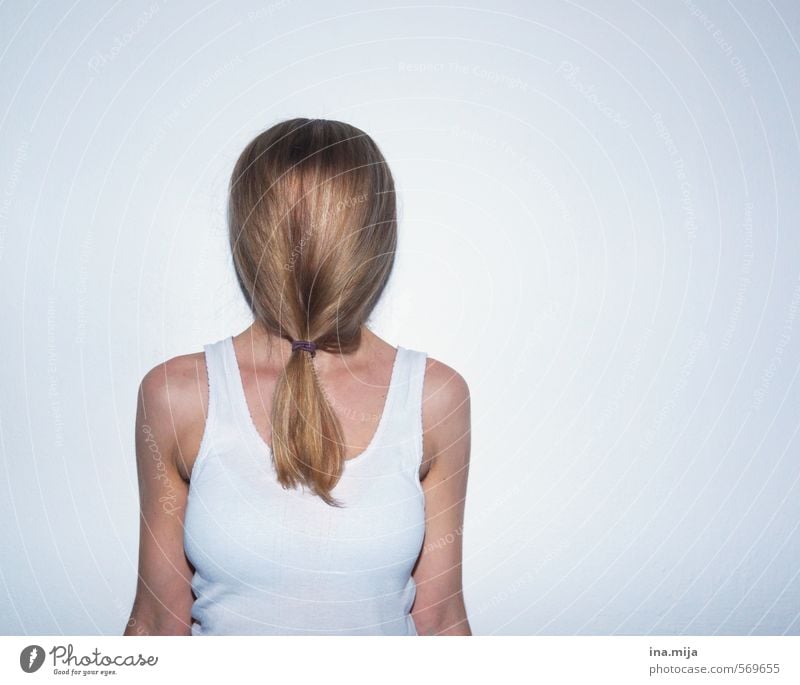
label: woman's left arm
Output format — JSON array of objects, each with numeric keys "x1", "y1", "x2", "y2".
[{"x1": 411, "y1": 359, "x2": 472, "y2": 636}]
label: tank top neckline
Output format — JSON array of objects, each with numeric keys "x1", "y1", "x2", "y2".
[{"x1": 223, "y1": 335, "x2": 406, "y2": 470}]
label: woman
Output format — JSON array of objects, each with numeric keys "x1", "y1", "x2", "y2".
[{"x1": 125, "y1": 118, "x2": 471, "y2": 636}]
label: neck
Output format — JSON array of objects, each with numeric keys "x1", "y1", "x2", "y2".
[{"x1": 239, "y1": 321, "x2": 372, "y2": 370}]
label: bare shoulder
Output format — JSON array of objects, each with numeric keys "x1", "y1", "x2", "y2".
[
  {"x1": 421, "y1": 355, "x2": 471, "y2": 477},
  {"x1": 137, "y1": 350, "x2": 208, "y2": 482},
  {"x1": 422, "y1": 356, "x2": 470, "y2": 415}
]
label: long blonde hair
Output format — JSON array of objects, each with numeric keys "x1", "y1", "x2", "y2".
[{"x1": 227, "y1": 117, "x2": 397, "y2": 506}]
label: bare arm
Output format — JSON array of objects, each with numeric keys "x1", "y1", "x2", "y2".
[
  {"x1": 411, "y1": 360, "x2": 472, "y2": 636},
  {"x1": 124, "y1": 360, "x2": 197, "y2": 636}
]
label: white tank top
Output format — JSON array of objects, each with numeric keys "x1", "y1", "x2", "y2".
[{"x1": 184, "y1": 336, "x2": 428, "y2": 635}]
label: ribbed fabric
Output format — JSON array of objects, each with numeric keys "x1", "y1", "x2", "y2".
[{"x1": 184, "y1": 336, "x2": 428, "y2": 635}]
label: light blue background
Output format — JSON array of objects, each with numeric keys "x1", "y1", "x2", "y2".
[{"x1": 0, "y1": 0, "x2": 798, "y2": 635}]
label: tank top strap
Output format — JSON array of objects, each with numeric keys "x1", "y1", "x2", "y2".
[
  {"x1": 201, "y1": 337, "x2": 241, "y2": 436},
  {"x1": 383, "y1": 346, "x2": 429, "y2": 473}
]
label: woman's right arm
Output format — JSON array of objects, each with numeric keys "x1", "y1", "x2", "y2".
[{"x1": 124, "y1": 360, "x2": 196, "y2": 636}]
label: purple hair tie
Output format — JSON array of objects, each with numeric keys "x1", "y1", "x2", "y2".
[{"x1": 291, "y1": 339, "x2": 317, "y2": 357}]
